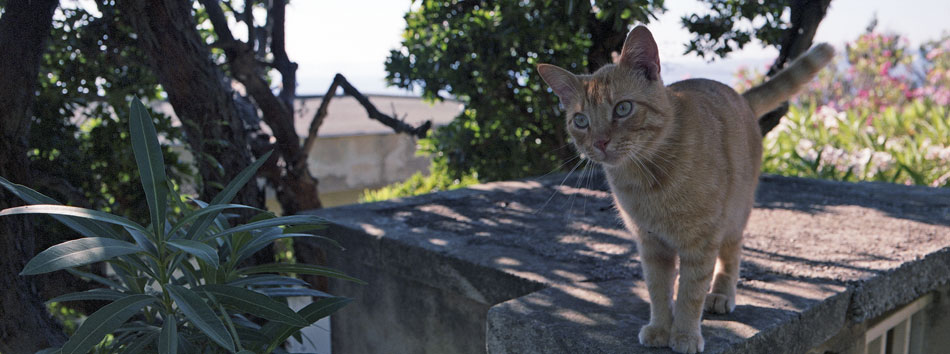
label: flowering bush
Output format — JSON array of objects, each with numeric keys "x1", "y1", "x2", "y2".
[{"x1": 753, "y1": 30, "x2": 950, "y2": 188}]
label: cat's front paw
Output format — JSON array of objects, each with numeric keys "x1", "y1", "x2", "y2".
[
  {"x1": 669, "y1": 328, "x2": 704, "y2": 353},
  {"x1": 704, "y1": 292, "x2": 735, "y2": 314},
  {"x1": 638, "y1": 323, "x2": 670, "y2": 347}
]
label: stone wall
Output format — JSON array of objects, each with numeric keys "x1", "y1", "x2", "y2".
[{"x1": 300, "y1": 172, "x2": 950, "y2": 353}]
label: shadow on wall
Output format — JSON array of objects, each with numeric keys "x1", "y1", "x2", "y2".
[{"x1": 304, "y1": 169, "x2": 950, "y2": 354}]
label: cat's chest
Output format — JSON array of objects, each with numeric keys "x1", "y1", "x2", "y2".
[{"x1": 606, "y1": 175, "x2": 694, "y2": 238}]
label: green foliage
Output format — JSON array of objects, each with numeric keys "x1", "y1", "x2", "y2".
[
  {"x1": 386, "y1": 0, "x2": 665, "y2": 182},
  {"x1": 760, "y1": 32, "x2": 950, "y2": 187},
  {"x1": 680, "y1": 0, "x2": 790, "y2": 59},
  {"x1": 360, "y1": 164, "x2": 479, "y2": 203},
  {"x1": 762, "y1": 103, "x2": 950, "y2": 187},
  {"x1": 1, "y1": 100, "x2": 359, "y2": 354},
  {"x1": 31, "y1": 2, "x2": 191, "y2": 223}
]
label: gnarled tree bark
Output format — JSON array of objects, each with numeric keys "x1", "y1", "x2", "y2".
[
  {"x1": 199, "y1": 0, "x2": 322, "y2": 215},
  {"x1": 0, "y1": 0, "x2": 70, "y2": 351},
  {"x1": 758, "y1": 0, "x2": 832, "y2": 136},
  {"x1": 118, "y1": 0, "x2": 264, "y2": 210}
]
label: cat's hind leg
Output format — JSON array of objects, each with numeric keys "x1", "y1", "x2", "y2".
[
  {"x1": 637, "y1": 235, "x2": 677, "y2": 348},
  {"x1": 705, "y1": 233, "x2": 742, "y2": 314}
]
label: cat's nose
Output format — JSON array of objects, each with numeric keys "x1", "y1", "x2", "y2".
[{"x1": 595, "y1": 138, "x2": 610, "y2": 153}]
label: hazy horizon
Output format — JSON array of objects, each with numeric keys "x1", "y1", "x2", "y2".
[{"x1": 285, "y1": 0, "x2": 950, "y2": 97}]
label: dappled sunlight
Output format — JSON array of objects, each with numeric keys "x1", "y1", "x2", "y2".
[
  {"x1": 493, "y1": 257, "x2": 521, "y2": 266},
  {"x1": 554, "y1": 308, "x2": 599, "y2": 326},
  {"x1": 357, "y1": 222, "x2": 385, "y2": 237},
  {"x1": 427, "y1": 238, "x2": 448, "y2": 247},
  {"x1": 551, "y1": 269, "x2": 587, "y2": 283},
  {"x1": 309, "y1": 167, "x2": 950, "y2": 353}
]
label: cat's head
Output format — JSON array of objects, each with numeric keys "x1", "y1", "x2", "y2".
[{"x1": 538, "y1": 25, "x2": 669, "y2": 167}]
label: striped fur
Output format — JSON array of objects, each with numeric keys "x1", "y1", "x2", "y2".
[
  {"x1": 537, "y1": 26, "x2": 834, "y2": 354},
  {"x1": 742, "y1": 43, "x2": 836, "y2": 117}
]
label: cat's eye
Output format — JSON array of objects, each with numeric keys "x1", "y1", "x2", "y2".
[
  {"x1": 614, "y1": 101, "x2": 635, "y2": 118},
  {"x1": 573, "y1": 114, "x2": 589, "y2": 129}
]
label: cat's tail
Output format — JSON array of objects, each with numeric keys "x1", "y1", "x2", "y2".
[{"x1": 742, "y1": 43, "x2": 835, "y2": 117}]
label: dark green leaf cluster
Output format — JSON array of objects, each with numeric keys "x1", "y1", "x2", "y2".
[
  {"x1": 681, "y1": 0, "x2": 789, "y2": 59},
  {"x1": 386, "y1": 0, "x2": 664, "y2": 181},
  {"x1": 30, "y1": 2, "x2": 192, "y2": 224},
  {"x1": 2, "y1": 100, "x2": 358, "y2": 354}
]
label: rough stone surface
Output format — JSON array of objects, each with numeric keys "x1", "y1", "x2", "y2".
[{"x1": 304, "y1": 172, "x2": 950, "y2": 354}]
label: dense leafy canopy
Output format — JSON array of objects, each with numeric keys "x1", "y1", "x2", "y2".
[
  {"x1": 386, "y1": 0, "x2": 665, "y2": 181},
  {"x1": 681, "y1": 0, "x2": 790, "y2": 59},
  {"x1": 30, "y1": 2, "x2": 190, "y2": 222}
]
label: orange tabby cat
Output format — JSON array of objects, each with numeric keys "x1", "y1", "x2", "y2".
[{"x1": 538, "y1": 26, "x2": 834, "y2": 353}]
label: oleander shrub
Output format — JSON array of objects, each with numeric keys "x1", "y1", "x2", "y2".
[
  {"x1": 743, "y1": 31, "x2": 950, "y2": 187},
  {"x1": 2, "y1": 100, "x2": 361, "y2": 354}
]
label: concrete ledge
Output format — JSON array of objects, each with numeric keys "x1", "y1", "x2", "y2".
[{"x1": 304, "y1": 172, "x2": 950, "y2": 353}]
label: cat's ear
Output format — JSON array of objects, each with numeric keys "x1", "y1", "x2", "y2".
[
  {"x1": 618, "y1": 25, "x2": 660, "y2": 81},
  {"x1": 537, "y1": 64, "x2": 582, "y2": 108}
]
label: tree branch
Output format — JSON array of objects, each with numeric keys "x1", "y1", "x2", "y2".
[
  {"x1": 302, "y1": 74, "x2": 432, "y2": 155},
  {"x1": 268, "y1": 0, "x2": 296, "y2": 109},
  {"x1": 758, "y1": 0, "x2": 831, "y2": 136},
  {"x1": 198, "y1": 0, "x2": 237, "y2": 44}
]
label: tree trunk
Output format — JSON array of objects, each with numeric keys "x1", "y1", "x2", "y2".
[
  {"x1": 199, "y1": 0, "x2": 323, "y2": 214},
  {"x1": 118, "y1": 0, "x2": 264, "y2": 210},
  {"x1": 0, "y1": 0, "x2": 70, "y2": 352},
  {"x1": 758, "y1": 0, "x2": 832, "y2": 135}
]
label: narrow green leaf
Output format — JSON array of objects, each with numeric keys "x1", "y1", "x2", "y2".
[
  {"x1": 226, "y1": 275, "x2": 309, "y2": 287},
  {"x1": 236, "y1": 232, "x2": 339, "y2": 265},
  {"x1": 117, "y1": 331, "x2": 158, "y2": 354},
  {"x1": 243, "y1": 232, "x2": 342, "y2": 255},
  {"x1": 62, "y1": 294, "x2": 157, "y2": 354},
  {"x1": 282, "y1": 224, "x2": 328, "y2": 233},
  {"x1": 205, "y1": 215, "x2": 329, "y2": 242},
  {"x1": 167, "y1": 204, "x2": 261, "y2": 240},
  {"x1": 166, "y1": 239, "x2": 219, "y2": 267},
  {"x1": 66, "y1": 268, "x2": 126, "y2": 290},
  {"x1": 0, "y1": 204, "x2": 147, "y2": 234},
  {"x1": 165, "y1": 284, "x2": 234, "y2": 352},
  {"x1": 0, "y1": 176, "x2": 121, "y2": 239},
  {"x1": 255, "y1": 287, "x2": 333, "y2": 298},
  {"x1": 233, "y1": 326, "x2": 269, "y2": 348},
  {"x1": 236, "y1": 350, "x2": 256, "y2": 354},
  {"x1": 198, "y1": 285, "x2": 309, "y2": 327},
  {"x1": 238, "y1": 263, "x2": 365, "y2": 284},
  {"x1": 119, "y1": 254, "x2": 160, "y2": 280},
  {"x1": 21, "y1": 237, "x2": 142, "y2": 275},
  {"x1": 159, "y1": 315, "x2": 177, "y2": 354},
  {"x1": 125, "y1": 227, "x2": 158, "y2": 256},
  {"x1": 184, "y1": 150, "x2": 273, "y2": 241},
  {"x1": 129, "y1": 99, "x2": 168, "y2": 238},
  {"x1": 262, "y1": 297, "x2": 352, "y2": 352},
  {"x1": 46, "y1": 289, "x2": 126, "y2": 304}
]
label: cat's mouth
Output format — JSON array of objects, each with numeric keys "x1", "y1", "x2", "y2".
[{"x1": 586, "y1": 148, "x2": 622, "y2": 166}]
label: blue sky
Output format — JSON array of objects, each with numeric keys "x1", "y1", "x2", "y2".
[{"x1": 287, "y1": 0, "x2": 950, "y2": 96}]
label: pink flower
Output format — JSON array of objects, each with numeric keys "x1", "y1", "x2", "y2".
[
  {"x1": 879, "y1": 61, "x2": 892, "y2": 76},
  {"x1": 926, "y1": 47, "x2": 941, "y2": 60}
]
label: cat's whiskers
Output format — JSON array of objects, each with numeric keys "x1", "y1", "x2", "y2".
[
  {"x1": 537, "y1": 153, "x2": 582, "y2": 180},
  {"x1": 575, "y1": 158, "x2": 596, "y2": 216},
  {"x1": 624, "y1": 150, "x2": 661, "y2": 188},
  {"x1": 536, "y1": 156, "x2": 586, "y2": 215},
  {"x1": 636, "y1": 145, "x2": 675, "y2": 180},
  {"x1": 613, "y1": 141, "x2": 665, "y2": 184},
  {"x1": 566, "y1": 160, "x2": 586, "y2": 216},
  {"x1": 617, "y1": 140, "x2": 679, "y2": 181}
]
